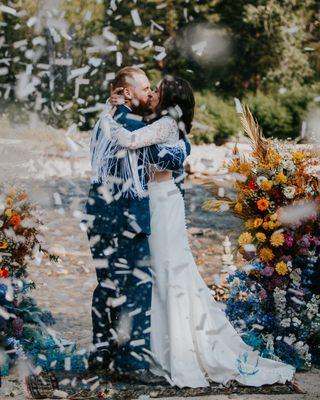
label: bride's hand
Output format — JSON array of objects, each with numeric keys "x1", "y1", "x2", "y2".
[{"x1": 110, "y1": 85, "x2": 125, "y2": 107}]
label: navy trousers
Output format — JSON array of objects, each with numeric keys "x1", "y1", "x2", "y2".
[{"x1": 87, "y1": 230, "x2": 152, "y2": 372}]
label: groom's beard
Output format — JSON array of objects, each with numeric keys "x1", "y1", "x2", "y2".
[{"x1": 131, "y1": 100, "x2": 153, "y2": 119}]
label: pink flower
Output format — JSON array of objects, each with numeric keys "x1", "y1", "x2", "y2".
[
  {"x1": 258, "y1": 288, "x2": 267, "y2": 300},
  {"x1": 284, "y1": 234, "x2": 294, "y2": 249}
]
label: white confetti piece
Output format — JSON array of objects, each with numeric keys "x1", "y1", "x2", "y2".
[
  {"x1": 105, "y1": 72, "x2": 116, "y2": 82},
  {"x1": 130, "y1": 339, "x2": 145, "y2": 347},
  {"x1": 103, "y1": 28, "x2": 117, "y2": 43},
  {"x1": 234, "y1": 97, "x2": 243, "y2": 113},
  {"x1": 131, "y1": 9, "x2": 142, "y2": 26},
  {"x1": 0, "y1": 67, "x2": 8, "y2": 76},
  {"x1": 116, "y1": 51, "x2": 122, "y2": 67},
  {"x1": 107, "y1": 295, "x2": 127, "y2": 308},
  {"x1": 90, "y1": 380, "x2": 100, "y2": 391},
  {"x1": 122, "y1": 230, "x2": 136, "y2": 239},
  {"x1": 52, "y1": 390, "x2": 68, "y2": 399},
  {"x1": 70, "y1": 66, "x2": 90, "y2": 80},
  {"x1": 129, "y1": 40, "x2": 153, "y2": 50},
  {"x1": 54, "y1": 58, "x2": 73, "y2": 66},
  {"x1": 53, "y1": 192, "x2": 62, "y2": 206},
  {"x1": 0, "y1": 5, "x2": 17, "y2": 16},
  {"x1": 13, "y1": 39, "x2": 28, "y2": 49},
  {"x1": 132, "y1": 268, "x2": 151, "y2": 283},
  {"x1": 151, "y1": 19, "x2": 164, "y2": 31},
  {"x1": 64, "y1": 357, "x2": 71, "y2": 371},
  {"x1": 154, "y1": 51, "x2": 166, "y2": 61}
]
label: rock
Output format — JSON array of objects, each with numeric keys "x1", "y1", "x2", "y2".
[{"x1": 185, "y1": 144, "x2": 226, "y2": 175}]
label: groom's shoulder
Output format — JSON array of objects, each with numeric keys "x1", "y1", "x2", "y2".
[{"x1": 114, "y1": 105, "x2": 146, "y2": 130}]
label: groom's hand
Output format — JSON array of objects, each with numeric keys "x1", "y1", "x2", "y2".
[{"x1": 110, "y1": 85, "x2": 125, "y2": 107}]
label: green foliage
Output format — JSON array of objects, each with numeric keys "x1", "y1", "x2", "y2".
[
  {"x1": 192, "y1": 91, "x2": 240, "y2": 144},
  {"x1": 215, "y1": 0, "x2": 317, "y2": 93},
  {"x1": 191, "y1": 84, "x2": 320, "y2": 144}
]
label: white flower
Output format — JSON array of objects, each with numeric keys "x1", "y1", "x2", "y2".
[
  {"x1": 283, "y1": 186, "x2": 296, "y2": 199},
  {"x1": 280, "y1": 318, "x2": 291, "y2": 328},
  {"x1": 292, "y1": 317, "x2": 302, "y2": 327},
  {"x1": 282, "y1": 159, "x2": 295, "y2": 172}
]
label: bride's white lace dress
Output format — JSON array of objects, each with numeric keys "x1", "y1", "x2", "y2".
[{"x1": 110, "y1": 114, "x2": 295, "y2": 388}]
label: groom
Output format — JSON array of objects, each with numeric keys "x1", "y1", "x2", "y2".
[{"x1": 84, "y1": 67, "x2": 189, "y2": 379}]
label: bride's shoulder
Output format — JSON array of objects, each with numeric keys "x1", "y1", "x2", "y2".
[{"x1": 158, "y1": 115, "x2": 179, "y2": 130}]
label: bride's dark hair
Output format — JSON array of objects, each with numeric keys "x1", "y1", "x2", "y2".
[{"x1": 153, "y1": 76, "x2": 195, "y2": 138}]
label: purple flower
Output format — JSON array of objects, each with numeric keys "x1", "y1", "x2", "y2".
[
  {"x1": 299, "y1": 235, "x2": 311, "y2": 248},
  {"x1": 309, "y1": 236, "x2": 320, "y2": 248},
  {"x1": 12, "y1": 317, "x2": 24, "y2": 337},
  {"x1": 261, "y1": 266, "x2": 274, "y2": 276}
]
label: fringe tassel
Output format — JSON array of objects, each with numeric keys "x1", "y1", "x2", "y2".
[{"x1": 90, "y1": 116, "x2": 187, "y2": 199}]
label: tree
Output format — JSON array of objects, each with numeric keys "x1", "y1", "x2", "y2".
[{"x1": 215, "y1": 0, "x2": 316, "y2": 93}]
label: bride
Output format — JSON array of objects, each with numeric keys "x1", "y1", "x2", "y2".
[{"x1": 106, "y1": 76, "x2": 295, "y2": 388}]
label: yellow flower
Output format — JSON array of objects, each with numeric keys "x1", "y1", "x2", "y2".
[
  {"x1": 268, "y1": 221, "x2": 277, "y2": 230},
  {"x1": 275, "y1": 261, "x2": 288, "y2": 275},
  {"x1": 0, "y1": 241, "x2": 8, "y2": 249},
  {"x1": 292, "y1": 151, "x2": 304, "y2": 161},
  {"x1": 270, "y1": 232, "x2": 285, "y2": 247},
  {"x1": 234, "y1": 203, "x2": 243, "y2": 213},
  {"x1": 256, "y1": 232, "x2": 267, "y2": 242},
  {"x1": 5, "y1": 197, "x2": 13, "y2": 208},
  {"x1": 262, "y1": 222, "x2": 270, "y2": 230},
  {"x1": 275, "y1": 172, "x2": 287, "y2": 184},
  {"x1": 238, "y1": 232, "x2": 253, "y2": 246},
  {"x1": 4, "y1": 209, "x2": 13, "y2": 218},
  {"x1": 245, "y1": 219, "x2": 254, "y2": 229},
  {"x1": 259, "y1": 247, "x2": 274, "y2": 262},
  {"x1": 260, "y1": 180, "x2": 273, "y2": 191},
  {"x1": 253, "y1": 218, "x2": 263, "y2": 228},
  {"x1": 270, "y1": 213, "x2": 278, "y2": 221}
]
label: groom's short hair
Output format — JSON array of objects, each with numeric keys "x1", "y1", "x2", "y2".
[{"x1": 112, "y1": 66, "x2": 145, "y2": 89}]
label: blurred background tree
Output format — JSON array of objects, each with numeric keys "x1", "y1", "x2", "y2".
[{"x1": 0, "y1": 0, "x2": 319, "y2": 142}]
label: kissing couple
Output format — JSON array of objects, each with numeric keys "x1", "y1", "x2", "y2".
[{"x1": 83, "y1": 66, "x2": 295, "y2": 388}]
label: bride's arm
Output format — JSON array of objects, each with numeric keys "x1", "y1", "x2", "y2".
[{"x1": 109, "y1": 116, "x2": 178, "y2": 149}]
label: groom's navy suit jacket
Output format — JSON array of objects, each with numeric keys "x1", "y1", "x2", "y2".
[{"x1": 85, "y1": 105, "x2": 189, "y2": 236}]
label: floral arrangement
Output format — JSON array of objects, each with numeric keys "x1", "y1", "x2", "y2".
[
  {"x1": 205, "y1": 107, "x2": 320, "y2": 369},
  {"x1": 0, "y1": 185, "x2": 64, "y2": 376}
]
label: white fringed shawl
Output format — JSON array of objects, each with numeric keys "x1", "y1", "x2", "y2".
[{"x1": 90, "y1": 115, "x2": 186, "y2": 199}]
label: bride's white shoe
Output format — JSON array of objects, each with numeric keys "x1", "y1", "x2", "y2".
[{"x1": 147, "y1": 179, "x2": 295, "y2": 389}]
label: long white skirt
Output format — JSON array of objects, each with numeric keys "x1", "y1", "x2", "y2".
[{"x1": 147, "y1": 179, "x2": 295, "y2": 388}]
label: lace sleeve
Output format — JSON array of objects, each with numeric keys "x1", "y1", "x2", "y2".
[{"x1": 109, "y1": 116, "x2": 179, "y2": 149}]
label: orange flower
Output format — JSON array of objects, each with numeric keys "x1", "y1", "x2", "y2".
[
  {"x1": 257, "y1": 198, "x2": 269, "y2": 211},
  {"x1": 253, "y1": 218, "x2": 263, "y2": 228},
  {"x1": 8, "y1": 215, "x2": 22, "y2": 226},
  {"x1": 0, "y1": 268, "x2": 10, "y2": 278},
  {"x1": 259, "y1": 247, "x2": 274, "y2": 262}
]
